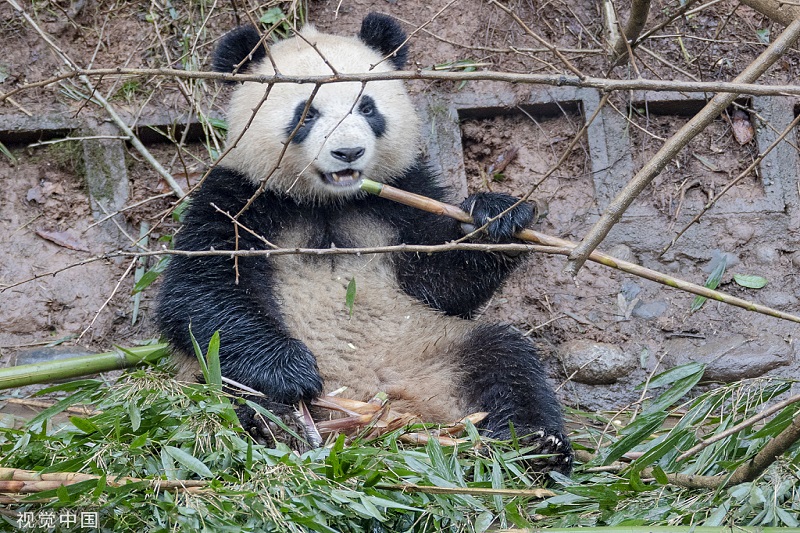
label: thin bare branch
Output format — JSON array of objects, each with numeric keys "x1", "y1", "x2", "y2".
[
  {"x1": 676, "y1": 393, "x2": 800, "y2": 462},
  {"x1": 11, "y1": 67, "x2": 800, "y2": 103},
  {"x1": 564, "y1": 17, "x2": 800, "y2": 276},
  {"x1": 662, "y1": 108, "x2": 800, "y2": 255},
  {"x1": 488, "y1": 0, "x2": 586, "y2": 79},
  {"x1": 4, "y1": 0, "x2": 186, "y2": 197}
]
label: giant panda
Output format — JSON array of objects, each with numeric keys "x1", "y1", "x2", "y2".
[{"x1": 156, "y1": 13, "x2": 572, "y2": 474}]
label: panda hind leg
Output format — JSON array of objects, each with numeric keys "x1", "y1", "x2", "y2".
[{"x1": 457, "y1": 324, "x2": 573, "y2": 475}]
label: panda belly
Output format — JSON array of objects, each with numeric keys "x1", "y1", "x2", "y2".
[{"x1": 272, "y1": 250, "x2": 473, "y2": 423}]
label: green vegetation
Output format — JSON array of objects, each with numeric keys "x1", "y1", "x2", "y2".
[{"x1": 1, "y1": 350, "x2": 798, "y2": 531}]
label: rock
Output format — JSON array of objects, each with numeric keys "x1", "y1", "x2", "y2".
[
  {"x1": 609, "y1": 244, "x2": 635, "y2": 264},
  {"x1": 792, "y1": 251, "x2": 800, "y2": 269},
  {"x1": 705, "y1": 250, "x2": 739, "y2": 273},
  {"x1": 663, "y1": 333, "x2": 792, "y2": 382},
  {"x1": 620, "y1": 280, "x2": 640, "y2": 300},
  {"x1": 558, "y1": 340, "x2": 636, "y2": 385},
  {"x1": 632, "y1": 300, "x2": 668, "y2": 319},
  {"x1": 754, "y1": 245, "x2": 779, "y2": 263}
]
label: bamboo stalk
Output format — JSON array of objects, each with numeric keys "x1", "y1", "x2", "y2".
[
  {"x1": 360, "y1": 179, "x2": 800, "y2": 325},
  {"x1": 0, "y1": 467, "x2": 207, "y2": 494},
  {"x1": 375, "y1": 482, "x2": 555, "y2": 499},
  {"x1": 0, "y1": 343, "x2": 169, "y2": 390}
]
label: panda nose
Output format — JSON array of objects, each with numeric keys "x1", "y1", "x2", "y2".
[{"x1": 331, "y1": 147, "x2": 365, "y2": 163}]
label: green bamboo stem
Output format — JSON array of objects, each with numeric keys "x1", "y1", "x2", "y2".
[
  {"x1": 360, "y1": 179, "x2": 800, "y2": 325},
  {"x1": 0, "y1": 343, "x2": 169, "y2": 391}
]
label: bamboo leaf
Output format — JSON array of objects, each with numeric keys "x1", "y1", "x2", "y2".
[
  {"x1": 599, "y1": 411, "x2": 667, "y2": 466},
  {"x1": 733, "y1": 274, "x2": 768, "y2": 289},
  {"x1": 128, "y1": 402, "x2": 142, "y2": 432},
  {"x1": 648, "y1": 365, "x2": 705, "y2": 413},
  {"x1": 644, "y1": 362, "x2": 706, "y2": 390},
  {"x1": 0, "y1": 140, "x2": 17, "y2": 163},
  {"x1": 132, "y1": 257, "x2": 170, "y2": 294},
  {"x1": 69, "y1": 416, "x2": 99, "y2": 434},
  {"x1": 206, "y1": 331, "x2": 222, "y2": 387},
  {"x1": 691, "y1": 259, "x2": 727, "y2": 312},
  {"x1": 346, "y1": 277, "x2": 357, "y2": 317},
  {"x1": 189, "y1": 326, "x2": 209, "y2": 383},
  {"x1": 163, "y1": 446, "x2": 213, "y2": 478}
]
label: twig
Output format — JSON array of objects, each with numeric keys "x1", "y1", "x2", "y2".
[
  {"x1": 576, "y1": 399, "x2": 800, "y2": 492},
  {"x1": 0, "y1": 243, "x2": 563, "y2": 293},
  {"x1": 2, "y1": 398, "x2": 97, "y2": 416},
  {"x1": 676, "y1": 393, "x2": 800, "y2": 462},
  {"x1": 11, "y1": 66, "x2": 800, "y2": 101},
  {"x1": 739, "y1": 0, "x2": 800, "y2": 26},
  {"x1": 726, "y1": 410, "x2": 800, "y2": 484},
  {"x1": 634, "y1": 0, "x2": 703, "y2": 44},
  {"x1": 77, "y1": 257, "x2": 136, "y2": 341},
  {"x1": 374, "y1": 482, "x2": 554, "y2": 499},
  {"x1": 28, "y1": 135, "x2": 131, "y2": 147},
  {"x1": 661, "y1": 107, "x2": 800, "y2": 255},
  {"x1": 4, "y1": 227, "x2": 800, "y2": 326},
  {"x1": 564, "y1": 17, "x2": 800, "y2": 276},
  {"x1": 488, "y1": 0, "x2": 585, "y2": 79},
  {"x1": 359, "y1": 179, "x2": 800, "y2": 325}
]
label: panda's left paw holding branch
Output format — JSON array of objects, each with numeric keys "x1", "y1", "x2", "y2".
[{"x1": 459, "y1": 192, "x2": 534, "y2": 242}]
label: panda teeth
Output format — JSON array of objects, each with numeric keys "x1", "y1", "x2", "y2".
[{"x1": 327, "y1": 170, "x2": 361, "y2": 185}]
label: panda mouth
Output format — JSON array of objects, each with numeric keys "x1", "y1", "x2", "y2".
[{"x1": 322, "y1": 169, "x2": 362, "y2": 187}]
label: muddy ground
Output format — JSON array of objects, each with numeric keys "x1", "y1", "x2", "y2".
[{"x1": 0, "y1": 0, "x2": 798, "y2": 414}]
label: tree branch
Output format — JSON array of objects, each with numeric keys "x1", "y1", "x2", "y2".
[
  {"x1": 611, "y1": 0, "x2": 652, "y2": 62},
  {"x1": 10, "y1": 67, "x2": 800, "y2": 105}
]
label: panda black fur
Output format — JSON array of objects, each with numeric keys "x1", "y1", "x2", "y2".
[{"x1": 157, "y1": 13, "x2": 572, "y2": 474}]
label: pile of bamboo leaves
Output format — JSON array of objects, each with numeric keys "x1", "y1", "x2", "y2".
[{"x1": 0, "y1": 339, "x2": 799, "y2": 531}]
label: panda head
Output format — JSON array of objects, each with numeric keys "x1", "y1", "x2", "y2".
[{"x1": 213, "y1": 14, "x2": 420, "y2": 204}]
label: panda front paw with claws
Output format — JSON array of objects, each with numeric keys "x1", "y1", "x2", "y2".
[{"x1": 460, "y1": 192, "x2": 534, "y2": 241}]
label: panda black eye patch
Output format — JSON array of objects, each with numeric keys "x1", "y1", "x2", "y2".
[
  {"x1": 285, "y1": 102, "x2": 320, "y2": 143},
  {"x1": 358, "y1": 95, "x2": 386, "y2": 137}
]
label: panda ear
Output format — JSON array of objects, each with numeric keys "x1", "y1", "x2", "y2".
[
  {"x1": 212, "y1": 26, "x2": 267, "y2": 81},
  {"x1": 359, "y1": 13, "x2": 409, "y2": 69}
]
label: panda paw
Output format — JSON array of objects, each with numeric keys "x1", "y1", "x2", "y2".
[
  {"x1": 516, "y1": 428, "x2": 574, "y2": 476},
  {"x1": 459, "y1": 192, "x2": 534, "y2": 241},
  {"x1": 236, "y1": 397, "x2": 322, "y2": 453},
  {"x1": 250, "y1": 338, "x2": 324, "y2": 405}
]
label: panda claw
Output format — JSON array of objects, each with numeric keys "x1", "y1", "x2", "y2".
[
  {"x1": 237, "y1": 398, "x2": 321, "y2": 453},
  {"x1": 516, "y1": 428, "x2": 574, "y2": 475},
  {"x1": 459, "y1": 192, "x2": 533, "y2": 241}
]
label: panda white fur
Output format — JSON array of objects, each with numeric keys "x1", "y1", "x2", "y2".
[{"x1": 157, "y1": 13, "x2": 572, "y2": 473}]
